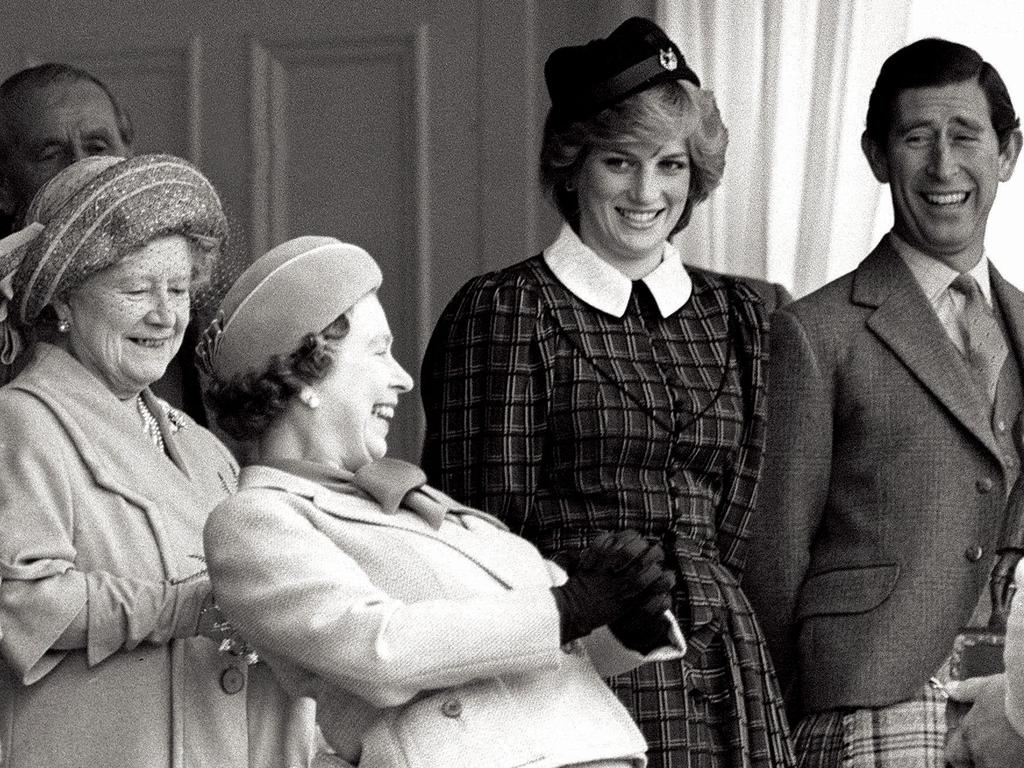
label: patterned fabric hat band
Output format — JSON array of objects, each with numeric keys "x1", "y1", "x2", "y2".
[{"x1": 197, "y1": 235, "x2": 383, "y2": 384}]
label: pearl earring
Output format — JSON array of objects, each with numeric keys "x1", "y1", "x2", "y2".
[
  {"x1": 57, "y1": 318, "x2": 71, "y2": 333},
  {"x1": 299, "y1": 389, "x2": 320, "y2": 409}
]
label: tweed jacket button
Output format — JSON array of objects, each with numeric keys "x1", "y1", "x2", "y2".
[
  {"x1": 976, "y1": 478, "x2": 994, "y2": 493},
  {"x1": 220, "y1": 666, "x2": 245, "y2": 695},
  {"x1": 964, "y1": 544, "x2": 984, "y2": 562},
  {"x1": 440, "y1": 698, "x2": 463, "y2": 718}
]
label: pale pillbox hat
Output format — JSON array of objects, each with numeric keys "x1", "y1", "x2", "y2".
[{"x1": 198, "y1": 235, "x2": 382, "y2": 382}]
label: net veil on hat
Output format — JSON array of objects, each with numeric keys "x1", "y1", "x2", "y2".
[
  {"x1": 197, "y1": 235, "x2": 383, "y2": 383},
  {"x1": 0, "y1": 153, "x2": 227, "y2": 363}
]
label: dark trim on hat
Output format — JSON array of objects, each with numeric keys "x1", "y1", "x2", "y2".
[{"x1": 586, "y1": 48, "x2": 699, "y2": 110}]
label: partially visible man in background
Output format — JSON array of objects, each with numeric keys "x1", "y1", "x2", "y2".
[
  {"x1": 0, "y1": 63, "x2": 131, "y2": 235},
  {"x1": 0, "y1": 63, "x2": 212, "y2": 423}
]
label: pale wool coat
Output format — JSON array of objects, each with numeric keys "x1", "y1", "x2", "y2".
[
  {"x1": 0, "y1": 343, "x2": 316, "y2": 768},
  {"x1": 204, "y1": 464, "x2": 684, "y2": 768}
]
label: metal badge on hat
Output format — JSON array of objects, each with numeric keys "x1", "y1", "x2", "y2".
[{"x1": 659, "y1": 48, "x2": 678, "y2": 71}]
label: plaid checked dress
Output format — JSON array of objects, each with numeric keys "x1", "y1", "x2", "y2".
[{"x1": 421, "y1": 253, "x2": 795, "y2": 768}]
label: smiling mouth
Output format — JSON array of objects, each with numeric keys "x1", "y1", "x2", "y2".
[
  {"x1": 130, "y1": 337, "x2": 172, "y2": 349},
  {"x1": 923, "y1": 191, "x2": 970, "y2": 206},
  {"x1": 617, "y1": 207, "x2": 664, "y2": 226},
  {"x1": 372, "y1": 404, "x2": 395, "y2": 421}
]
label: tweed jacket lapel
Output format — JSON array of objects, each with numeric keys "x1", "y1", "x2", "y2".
[
  {"x1": 991, "y1": 263, "x2": 1024, "y2": 367},
  {"x1": 854, "y1": 238, "x2": 1000, "y2": 459},
  {"x1": 241, "y1": 464, "x2": 532, "y2": 590}
]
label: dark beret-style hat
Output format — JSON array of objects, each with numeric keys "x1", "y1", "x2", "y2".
[{"x1": 544, "y1": 16, "x2": 700, "y2": 124}]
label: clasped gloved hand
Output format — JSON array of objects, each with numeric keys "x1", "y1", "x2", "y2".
[
  {"x1": 551, "y1": 529, "x2": 675, "y2": 644},
  {"x1": 608, "y1": 589, "x2": 677, "y2": 655}
]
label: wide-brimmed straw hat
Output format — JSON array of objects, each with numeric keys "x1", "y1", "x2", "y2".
[{"x1": 0, "y1": 153, "x2": 227, "y2": 363}]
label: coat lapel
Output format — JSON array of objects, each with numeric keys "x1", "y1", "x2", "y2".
[
  {"x1": 855, "y1": 239, "x2": 999, "y2": 459},
  {"x1": 991, "y1": 263, "x2": 1024, "y2": 368},
  {"x1": 242, "y1": 465, "x2": 534, "y2": 589},
  {"x1": 12, "y1": 343, "x2": 222, "y2": 581}
]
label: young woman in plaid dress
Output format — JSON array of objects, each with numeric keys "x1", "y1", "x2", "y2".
[{"x1": 421, "y1": 18, "x2": 795, "y2": 768}]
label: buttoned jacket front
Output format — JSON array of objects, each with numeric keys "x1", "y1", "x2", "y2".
[
  {"x1": 204, "y1": 464, "x2": 663, "y2": 768},
  {"x1": 745, "y1": 237, "x2": 1024, "y2": 714},
  {"x1": 0, "y1": 343, "x2": 315, "y2": 768}
]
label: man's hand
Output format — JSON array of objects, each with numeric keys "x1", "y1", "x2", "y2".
[
  {"x1": 945, "y1": 674, "x2": 1024, "y2": 768},
  {"x1": 990, "y1": 549, "x2": 1023, "y2": 627}
]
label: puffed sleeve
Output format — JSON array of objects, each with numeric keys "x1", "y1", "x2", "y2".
[
  {"x1": 204, "y1": 489, "x2": 565, "y2": 708},
  {"x1": 714, "y1": 279, "x2": 769, "y2": 577},
  {"x1": 420, "y1": 272, "x2": 549, "y2": 531},
  {"x1": 741, "y1": 307, "x2": 833, "y2": 698},
  {"x1": 0, "y1": 392, "x2": 210, "y2": 682}
]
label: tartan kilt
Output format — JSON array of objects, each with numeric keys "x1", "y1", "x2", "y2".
[{"x1": 792, "y1": 682, "x2": 946, "y2": 768}]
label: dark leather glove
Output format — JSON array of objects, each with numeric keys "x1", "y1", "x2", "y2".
[
  {"x1": 550, "y1": 530, "x2": 673, "y2": 643},
  {"x1": 609, "y1": 578, "x2": 677, "y2": 654}
]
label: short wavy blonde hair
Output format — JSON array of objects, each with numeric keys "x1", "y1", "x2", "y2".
[{"x1": 540, "y1": 79, "x2": 728, "y2": 236}]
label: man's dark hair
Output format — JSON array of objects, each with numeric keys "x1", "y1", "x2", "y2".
[
  {"x1": 865, "y1": 37, "x2": 1020, "y2": 150},
  {"x1": 0, "y1": 63, "x2": 134, "y2": 158}
]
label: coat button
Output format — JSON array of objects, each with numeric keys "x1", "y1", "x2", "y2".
[
  {"x1": 220, "y1": 666, "x2": 245, "y2": 695},
  {"x1": 976, "y1": 478, "x2": 994, "y2": 493},
  {"x1": 440, "y1": 698, "x2": 462, "y2": 718},
  {"x1": 964, "y1": 544, "x2": 984, "y2": 563}
]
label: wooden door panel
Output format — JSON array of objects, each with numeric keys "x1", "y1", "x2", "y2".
[{"x1": 250, "y1": 32, "x2": 426, "y2": 455}]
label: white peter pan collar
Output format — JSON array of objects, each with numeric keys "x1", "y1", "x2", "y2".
[{"x1": 543, "y1": 223, "x2": 693, "y2": 318}]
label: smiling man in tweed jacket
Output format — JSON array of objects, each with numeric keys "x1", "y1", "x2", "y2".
[{"x1": 744, "y1": 38, "x2": 1024, "y2": 767}]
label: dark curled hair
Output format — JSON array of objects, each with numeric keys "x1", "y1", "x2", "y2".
[
  {"x1": 206, "y1": 313, "x2": 350, "y2": 442},
  {"x1": 865, "y1": 37, "x2": 1020, "y2": 151}
]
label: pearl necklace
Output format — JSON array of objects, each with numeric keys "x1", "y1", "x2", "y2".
[{"x1": 136, "y1": 394, "x2": 166, "y2": 452}]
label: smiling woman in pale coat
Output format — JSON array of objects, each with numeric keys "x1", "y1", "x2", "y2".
[
  {"x1": 0, "y1": 154, "x2": 315, "y2": 768},
  {"x1": 199, "y1": 235, "x2": 685, "y2": 768}
]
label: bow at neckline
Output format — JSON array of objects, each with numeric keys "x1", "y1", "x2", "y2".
[{"x1": 263, "y1": 456, "x2": 449, "y2": 529}]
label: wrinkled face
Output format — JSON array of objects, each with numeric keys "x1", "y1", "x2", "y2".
[
  {"x1": 54, "y1": 235, "x2": 192, "y2": 399},
  {"x1": 576, "y1": 137, "x2": 692, "y2": 278},
  {"x1": 311, "y1": 293, "x2": 414, "y2": 471},
  {"x1": 864, "y1": 79, "x2": 1021, "y2": 270},
  {"x1": 0, "y1": 79, "x2": 128, "y2": 215}
]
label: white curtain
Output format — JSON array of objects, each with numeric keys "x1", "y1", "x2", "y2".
[
  {"x1": 657, "y1": 0, "x2": 912, "y2": 296},
  {"x1": 657, "y1": 0, "x2": 1024, "y2": 296}
]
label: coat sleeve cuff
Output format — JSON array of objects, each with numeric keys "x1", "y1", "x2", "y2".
[{"x1": 0, "y1": 572, "x2": 85, "y2": 684}]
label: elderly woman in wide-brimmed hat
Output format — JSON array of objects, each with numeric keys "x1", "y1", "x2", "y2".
[
  {"x1": 0, "y1": 154, "x2": 316, "y2": 768},
  {"x1": 199, "y1": 235, "x2": 686, "y2": 768}
]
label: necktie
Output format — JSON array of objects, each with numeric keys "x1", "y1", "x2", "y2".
[
  {"x1": 632, "y1": 280, "x2": 662, "y2": 324},
  {"x1": 949, "y1": 273, "x2": 1008, "y2": 402},
  {"x1": 353, "y1": 457, "x2": 448, "y2": 529}
]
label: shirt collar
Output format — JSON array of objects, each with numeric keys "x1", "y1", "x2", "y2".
[
  {"x1": 543, "y1": 223, "x2": 692, "y2": 318},
  {"x1": 890, "y1": 231, "x2": 992, "y2": 307}
]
